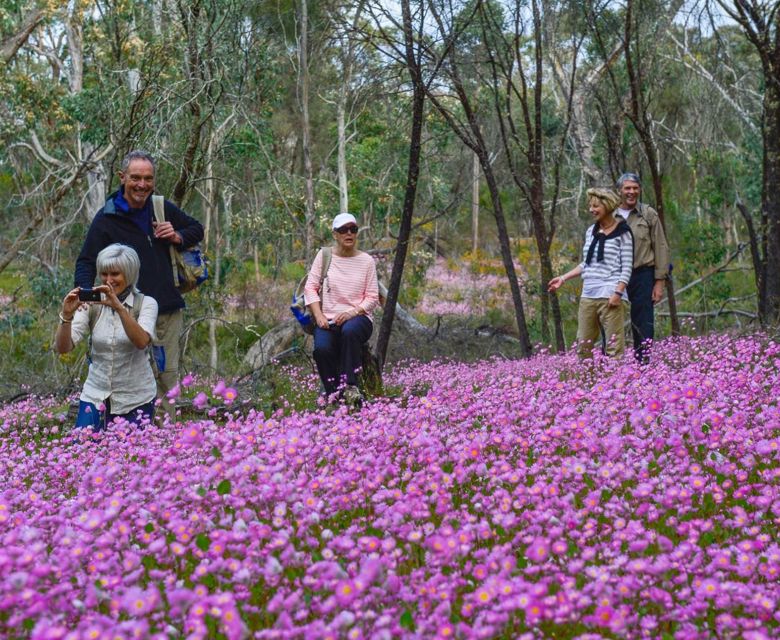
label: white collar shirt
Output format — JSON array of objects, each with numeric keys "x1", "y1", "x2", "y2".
[{"x1": 70, "y1": 292, "x2": 158, "y2": 414}]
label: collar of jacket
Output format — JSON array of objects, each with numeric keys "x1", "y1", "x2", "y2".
[{"x1": 103, "y1": 189, "x2": 154, "y2": 215}]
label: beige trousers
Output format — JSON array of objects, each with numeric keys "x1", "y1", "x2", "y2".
[
  {"x1": 154, "y1": 309, "x2": 184, "y2": 420},
  {"x1": 576, "y1": 297, "x2": 626, "y2": 358}
]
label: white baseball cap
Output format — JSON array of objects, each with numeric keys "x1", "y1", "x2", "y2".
[{"x1": 332, "y1": 212, "x2": 357, "y2": 229}]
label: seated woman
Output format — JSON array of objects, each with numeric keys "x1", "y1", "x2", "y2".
[
  {"x1": 304, "y1": 213, "x2": 380, "y2": 404},
  {"x1": 56, "y1": 244, "x2": 158, "y2": 430},
  {"x1": 548, "y1": 188, "x2": 633, "y2": 358}
]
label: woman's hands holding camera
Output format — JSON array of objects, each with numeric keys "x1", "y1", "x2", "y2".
[
  {"x1": 60, "y1": 285, "x2": 124, "y2": 323},
  {"x1": 60, "y1": 288, "x2": 82, "y2": 323}
]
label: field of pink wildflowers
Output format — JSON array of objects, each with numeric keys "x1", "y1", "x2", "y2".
[{"x1": 1, "y1": 333, "x2": 779, "y2": 639}]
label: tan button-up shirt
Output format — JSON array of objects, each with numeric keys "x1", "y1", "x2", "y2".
[
  {"x1": 71, "y1": 293, "x2": 158, "y2": 414},
  {"x1": 617, "y1": 203, "x2": 670, "y2": 281}
]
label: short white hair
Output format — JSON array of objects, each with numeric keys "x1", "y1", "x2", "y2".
[{"x1": 96, "y1": 244, "x2": 141, "y2": 291}]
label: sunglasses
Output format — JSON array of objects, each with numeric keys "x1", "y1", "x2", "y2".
[{"x1": 335, "y1": 225, "x2": 359, "y2": 234}]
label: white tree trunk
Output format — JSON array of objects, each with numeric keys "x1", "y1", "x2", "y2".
[{"x1": 299, "y1": 0, "x2": 316, "y2": 262}]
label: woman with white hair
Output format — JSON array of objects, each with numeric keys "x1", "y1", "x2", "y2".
[
  {"x1": 304, "y1": 213, "x2": 379, "y2": 405},
  {"x1": 548, "y1": 188, "x2": 633, "y2": 358},
  {"x1": 56, "y1": 243, "x2": 158, "y2": 430}
]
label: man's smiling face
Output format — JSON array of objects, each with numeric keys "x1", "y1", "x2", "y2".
[{"x1": 120, "y1": 159, "x2": 155, "y2": 209}]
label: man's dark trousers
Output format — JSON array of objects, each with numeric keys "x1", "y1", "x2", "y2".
[{"x1": 627, "y1": 266, "x2": 655, "y2": 363}]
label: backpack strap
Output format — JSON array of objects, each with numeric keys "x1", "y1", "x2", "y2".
[
  {"x1": 153, "y1": 195, "x2": 180, "y2": 286},
  {"x1": 320, "y1": 247, "x2": 332, "y2": 286}
]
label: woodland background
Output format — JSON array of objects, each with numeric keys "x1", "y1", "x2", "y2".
[{"x1": 1, "y1": 0, "x2": 778, "y2": 402}]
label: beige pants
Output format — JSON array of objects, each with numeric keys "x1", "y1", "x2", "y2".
[
  {"x1": 154, "y1": 309, "x2": 184, "y2": 420},
  {"x1": 576, "y1": 297, "x2": 626, "y2": 358}
]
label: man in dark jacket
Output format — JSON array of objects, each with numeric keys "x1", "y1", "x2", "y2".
[{"x1": 74, "y1": 150, "x2": 204, "y2": 419}]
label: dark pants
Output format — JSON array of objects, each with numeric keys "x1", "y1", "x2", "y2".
[
  {"x1": 627, "y1": 266, "x2": 655, "y2": 363},
  {"x1": 75, "y1": 398, "x2": 156, "y2": 432},
  {"x1": 313, "y1": 316, "x2": 373, "y2": 395}
]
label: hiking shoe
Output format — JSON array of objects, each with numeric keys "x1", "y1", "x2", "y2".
[{"x1": 343, "y1": 385, "x2": 364, "y2": 408}]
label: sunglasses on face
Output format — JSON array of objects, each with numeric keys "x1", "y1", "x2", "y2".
[{"x1": 335, "y1": 225, "x2": 359, "y2": 235}]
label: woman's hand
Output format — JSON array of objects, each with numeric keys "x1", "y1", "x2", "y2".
[
  {"x1": 314, "y1": 313, "x2": 331, "y2": 329},
  {"x1": 61, "y1": 288, "x2": 82, "y2": 320},
  {"x1": 608, "y1": 292, "x2": 622, "y2": 308},
  {"x1": 333, "y1": 308, "x2": 360, "y2": 326},
  {"x1": 548, "y1": 276, "x2": 565, "y2": 292},
  {"x1": 93, "y1": 283, "x2": 123, "y2": 311}
]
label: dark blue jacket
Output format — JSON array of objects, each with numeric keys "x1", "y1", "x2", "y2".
[{"x1": 74, "y1": 190, "x2": 204, "y2": 314}]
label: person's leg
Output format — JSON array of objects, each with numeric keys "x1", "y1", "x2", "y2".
[
  {"x1": 154, "y1": 309, "x2": 184, "y2": 420},
  {"x1": 599, "y1": 300, "x2": 626, "y2": 357},
  {"x1": 628, "y1": 268, "x2": 654, "y2": 362},
  {"x1": 74, "y1": 400, "x2": 105, "y2": 432},
  {"x1": 108, "y1": 400, "x2": 156, "y2": 429},
  {"x1": 339, "y1": 316, "x2": 373, "y2": 386},
  {"x1": 313, "y1": 326, "x2": 341, "y2": 395},
  {"x1": 576, "y1": 298, "x2": 601, "y2": 359}
]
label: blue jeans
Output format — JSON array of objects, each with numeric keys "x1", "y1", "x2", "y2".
[
  {"x1": 627, "y1": 266, "x2": 655, "y2": 363},
  {"x1": 75, "y1": 399, "x2": 156, "y2": 432},
  {"x1": 313, "y1": 316, "x2": 373, "y2": 395}
]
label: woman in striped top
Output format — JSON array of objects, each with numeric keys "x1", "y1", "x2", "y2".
[
  {"x1": 304, "y1": 213, "x2": 380, "y2": 404},
  {"x1": 548, "y1": 188, "x2": 633, "y2": 358}
]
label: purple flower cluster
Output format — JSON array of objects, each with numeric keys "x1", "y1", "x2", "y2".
[
  {"x1": 417, "y1": 257, "x2": 527, "y2": 318},
  {"x1": 1, "y1": 333, "x2": 779, "y2": 638}
]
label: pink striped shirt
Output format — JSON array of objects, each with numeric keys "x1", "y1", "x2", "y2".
[{"x1": 304, "y1": 249, "x2": 380, "y2": 322}]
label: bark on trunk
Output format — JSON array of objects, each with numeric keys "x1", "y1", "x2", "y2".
[
  {"x1": 299, "y1": 0, "x2": 316, "y2": 263},
  {"x1": 471, "y1": 151, "x2": 479, "y2": 254},
  {"x1": 374, "y1": 0, "x2": 425, "y2": 369},
  {"x1": 762, "y1": 79, "x2": 780, "y2": 323},
  {"x1": 0, "y1": 7, "x2": 44, "y2": 63}
]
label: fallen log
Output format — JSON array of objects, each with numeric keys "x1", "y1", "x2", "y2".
[{"x1": 243, "y1": 319, "x2": 302, "y2": 370}]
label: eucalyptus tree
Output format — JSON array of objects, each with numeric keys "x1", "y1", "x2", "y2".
[
  {"x1": 400, "y1": 0, "x2": 533, "y2": 355},
  {"x1": 711, "y1": 0, "x2": 780, "y2": 324},
  {"x1": 476, "y1": 0, "x2": 591, "y2": 351}
]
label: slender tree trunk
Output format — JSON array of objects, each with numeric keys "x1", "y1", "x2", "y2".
[
  {"x1": 65, "y1": 10, "x2": 107, "y2": 217},
  {"x1": 299, "y1": 0, "x2": 316, "y2": 263},
  {"x1": 421, "y1": 0, "x2": 532, "y2": 355},
  {"x1": 337, "y1": 98, "x2": 348, "y2": 213},
  {"x1": 735, "y1": 199, "x2": 764, "y2": 317},
  {"x1": 375, "y1": 0, "x2": 425, "y2": 369},
  {"x1": 471, "y1": 151, "x2": 479, "y2": 254},
  {"x1": 763, "y1": 79, "x2": 780, "y2": 323},
  {"x1": 171, "y1": 1, "x2": 205, "y2": 206},
  {"x1": 482, "y1": 162, "x2": 533, "y2": 356}
]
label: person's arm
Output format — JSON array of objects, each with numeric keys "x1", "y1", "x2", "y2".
[
  {"x1": 304, "y1": 251, "x2": 329, "y2": 329},
  {"x1": 357, "y1": 257, "x2": 380, "y2": 315},
  {"x1": 55, "y1": 288, "x2": 82, "y2": 354},
  {"x1": 548, "y1": 265, "x2": 583, "y2": 292},
  {"x1": 95, "y1": 284, "x2": 154, "y2": 349},
  {"x1": 650, "y1": 211, "x2": 670, "y2": 303},
  {"x1": 609, "y1": 232, "x2": 634, "y2": 307}
]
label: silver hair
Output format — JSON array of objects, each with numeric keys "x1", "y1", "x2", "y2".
[
  {"x1": 120, "y1": 150, "x2": 156, "y2": 173},
  {"x1": 616, "y1": 172, "x2": 641, "y2": 189},
  {"x1": 96, "y1": 244, "x2": 141, "y2": 292}
]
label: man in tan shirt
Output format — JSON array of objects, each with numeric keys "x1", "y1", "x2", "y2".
[{"x1": 616, "y1": 173, "x2": 670, "y2": 362}]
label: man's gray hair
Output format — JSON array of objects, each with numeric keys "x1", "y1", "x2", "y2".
[
  {"x1": 120, "y1": 150, "x2": 156, "y2": 173},
  {"x1": 617, "y1": 172, "x2": 641, "y2": 189},
  {"x1": 96, "y1": 244, "x2": 141, "y2": 292}
]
